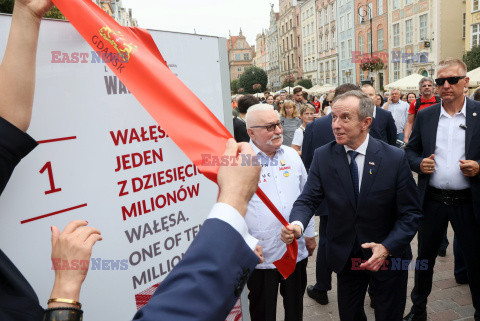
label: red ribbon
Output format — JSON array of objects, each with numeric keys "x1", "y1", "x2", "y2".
[{"x1": 51, "y1": 0, "x2": 298, "y2": 278}]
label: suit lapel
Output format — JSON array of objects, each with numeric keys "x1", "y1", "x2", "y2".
[
  {"x1": 426, "y1": 105, "x2": 441, "y2": 155},
  {"x1": 465, "y1": 100, "x2": 478, "y2": 158},
  {"x1": 333, "y1": 144, "x2": 356, "y2": 211},
  {"x1": 358, "y1": 137, "x2": 382, "y2": 207}
]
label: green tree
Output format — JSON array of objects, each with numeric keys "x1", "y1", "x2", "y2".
[
  {"x1": 296, "y1": 79, "x2": 313, "y2": 89},
  {"x1": 463, "y1": 46, "x2": 480, "y2": 72},
  {"x1": 239, "y1": 66, "x2": 268, "y2": 94},
  {"x1": 230, "y1": 79, "x2": 240, "y2": 94},
  {"x1": 0, "y1": 1, "x2": 65, "y2": 20}
]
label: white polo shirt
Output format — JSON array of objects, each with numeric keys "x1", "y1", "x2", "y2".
[{"x1": 245, "y1": 142, "x2": 315, "y2": 269}]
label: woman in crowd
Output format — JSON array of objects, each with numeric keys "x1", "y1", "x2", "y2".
[
  {"x1": 321, "y1": 92, "x2": 334, "y2": 115},
  {"x1": 265, "y1": 94, "x2": 274, "y2": 106},
  {"x1": 280, "y1": 100, "x2": 302, "y2": 146},
  {"x1": 401, "y1": 94, "x2": 408, "y2": 102},
  {"x1": 375, "y1": 93, "x2": 384, "y2": 108},
  {"x1": 406, "y1": 92, "x2": 416, "y2": 105},
  {"x1": 291, "y1": 105, "x2": 316, "y2": 156},
  {"x1": 311, "y1": 96, "x2": 321, "y2": 113}
]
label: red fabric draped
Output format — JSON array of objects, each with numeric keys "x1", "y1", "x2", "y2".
[{"x1": 51, "y1": 0, "x2": 298, "y2": 279}]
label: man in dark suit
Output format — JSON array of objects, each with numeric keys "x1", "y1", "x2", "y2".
[
  {"x1": 403, "y1": 59, "x2": 480, "y2": 321},
  {"x1": 282, "y1": 90, "x2": 422, "y2": 321},
  {"x1": 302, "y1": 83, "x2": 359, "y2": 305},
  {"x1": 361, "y1": 84, "x2": 397, "y2": 146}
]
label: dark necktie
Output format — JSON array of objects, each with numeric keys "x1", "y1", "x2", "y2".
[{"x1": 347, "y1": 150, "x2": 359, "y2": 203}]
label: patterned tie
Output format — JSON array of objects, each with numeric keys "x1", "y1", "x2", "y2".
[{"x1": 347, "y1": 150, "x2": 359, "y2": 203}]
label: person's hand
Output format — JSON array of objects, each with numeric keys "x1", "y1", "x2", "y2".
[
  {"x1": 49, "y1": 220, "x2": 102, "y2": 307},
  {"x1": 359, "y1": 243, "x2": 389, "y2": 272},
  {"x1": 14, "y1": 0, "x2": 54, "y2": 20},
  {"x1": 420, "y1": 154, "x2": 435, "y2": 174},
  {"x1": 304, "y1": 237, "x2": 316, "y2": 256},
  {"x1": 281, "y1": 224, "x2": 302, "y2": 244},
  {"x1": 217, "y1": 139, "x2": 261, "y2": 217},
  {"x1": 459, "y1": 160, "x2": 480, "y2": 177},
  {"x1": 254, "y1": 245, "x2": 264, "y2": 263}
]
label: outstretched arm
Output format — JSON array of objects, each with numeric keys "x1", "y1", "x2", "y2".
[{"x1": 0, "y1": 0, "x2": 53, "y2": 132}]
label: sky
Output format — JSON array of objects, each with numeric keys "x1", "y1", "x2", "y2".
[{"x1": 121, "y1": 0, "x2": 277, "y2": 45}]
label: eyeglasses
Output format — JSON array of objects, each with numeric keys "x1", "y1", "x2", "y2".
[
  {"x1": 250, "y1": 122, "x2": 282, "y2": 132},
  {"x1": 434, "y1": 76, "x2": 466, "y2": 86}
]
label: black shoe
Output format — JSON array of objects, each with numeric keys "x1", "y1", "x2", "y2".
[
  {"x1": 306, "y1": 285, "x2": 328, "y2": 305},
  {"x1": 456, "y1": 278, "x2": 469, "y2": 285},
  {"x1": 438, "y1": 249, "x2": 447, "y2": 257},
  {"x1": 403, "y1": 311, "x2": 427, "y2": 321}
]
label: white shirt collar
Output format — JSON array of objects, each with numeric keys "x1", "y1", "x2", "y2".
[
  {"x1": 344, "y1": 134, "x2": 370, "y2": 156},
  {"x1": 440, "y1": 97, "x2": 467, "y2": 119},
  {"x1": 250, "y1": 139, "x2": 284, "y2": 158}
]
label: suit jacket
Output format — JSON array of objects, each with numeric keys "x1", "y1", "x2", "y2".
[
  {"x1": 133, "y1": 218, "x2": 259, "y2": 321},
  {"x1": 405, "y1": 98, "x2": 480, "y2": 223},
  {"x1": 290, "y1": 137, "x2": 422, "y2": 277},
  {"x1": 370, "y1": 106, "x2": 397, "y2": 146}
]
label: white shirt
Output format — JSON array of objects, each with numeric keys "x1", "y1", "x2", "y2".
[
  {"x1": 207, "y1": 203, "x2": 258, "y2": 251},
  {"x1": 429, "y1": 100, "x2": 470, "y2": 190},
  {"x1": 246, "y1": 143, "x2": 315, "y2": 269},
  {"x1": 294, "y1": 135, "x2": 369, "y2": 234},
  {"x1": 291, "y1": 126, "x2": 305, "y2": 148},
  {"x1": 388, "y1": 100, "x2": 409, "y2": 133}
]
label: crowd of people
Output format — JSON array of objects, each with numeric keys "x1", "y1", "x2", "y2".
[
  {"x1": 2, "y1": 1, "x2": 480, "y2": 321},
  {"x1": 232, "y1": 61, "x2": 480, "y2": 321}
]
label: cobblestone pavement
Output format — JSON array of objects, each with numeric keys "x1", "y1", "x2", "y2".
[{"x1": 273, "y1": 220, "x2": 474, "y2": 321}]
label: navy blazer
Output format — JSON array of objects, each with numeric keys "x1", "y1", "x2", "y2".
[
  {"x1": 405, "y1": 98, "x2": 480, "y2": 223},
  {"x1": 370, "y1": 106, "x2": 397, "y2": 146},
  {"x1": 133, "y1": 218, "x2": 258, "y2": 321},
  {"x1": 290, "y1": 137, "x2": 422, "y2": 276}
]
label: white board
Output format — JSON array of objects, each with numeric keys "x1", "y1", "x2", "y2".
[{"x1": 0, "y1": 15, "x2": 245, "y2": 320}]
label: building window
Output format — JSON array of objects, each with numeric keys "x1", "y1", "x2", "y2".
[
  {"x1": 325, "y1": 6, "x2": 329, "y2": 23},
  {"x1": 332, "y1": 30, "x2": 336, "y2": 49},
  {"x1": 472, "y1": 24, "x2": 480, "y2": 48},
  {"x1": 348, "y1": 39, "x2": 353, "y2": 58},
  {"x1": 325, "y1": 33, "x2": 329, "y2": 51},
  {"x1": 406, "y1": 59, "x2": 413, "y2": 76},
  {"x1": 377, "y1": 28, "x2": 384, "y2": 51},
  {"x1": 320, "y1": 63, "x2": 324, "y2": 72},
  {"x1": 359, "y1": 35, "x2": 364, "y2": 54},
  {"x1": 419, "y1": 14, "x2": 428, "y2": 40},
  {"x1": 235, "y1": 53, "x2": 241, "y2": 60},
  {"x1": 319, "y1": 36, "x2": 323, "y2": 51},
  {"x1": 244, "y1": 53, "x2": 249, "y2": 60},
  {"x1": 405, "y1": 19, "x2": 413, "y2": 44},
  {"x1": 393, "y1": 23, "x2": 400, "y2": 47},
  {"x1": 394, "y1": 62, "x2": 400, "y2": 81},
  {"x1": 339, "y1": 16, "x2": 344, "y2": 32},
  {"x1": 319, "y1": 9, "x2": 323, "y2": 25},
  {"x1": 237, "y1": 67, "x2": 242, "y2": 72},
  {"x1": 405, "y1": 0, "x2": 413, "y2": 5},
  {"x1": 378, "y1": 0, "x2": 383, "y2": 15},
  {"x1": 331, "y1": 4, "x2": 335, "y2": 21},
  {"x1": 341, "y1": 41, "x2": 346, "y2": 59},
  {"x1": 473, "y1": 0, "x2": 479, "y2": 11},
  {"x1": 393, "y1": 0, "x2": 400, "y2": 10},
  {"x1": 347, "y1": 13, "x2": 352, "y2": 29},
  {"x1": 367, "y1": 32, "x2": 371, "y2": 54},
  {"x1": 463, "y1": 13, "x2": 466, "y2": 39}
]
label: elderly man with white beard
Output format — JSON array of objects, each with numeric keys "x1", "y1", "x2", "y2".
[{"x1": 243, "y1": 104, "x2": 316, "y2": 321}]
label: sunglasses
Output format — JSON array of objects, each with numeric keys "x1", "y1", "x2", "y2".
[
  {"x1": 434, "y1": 76, "x2": 466, "y2": 86},
  {"x1": 250, "y1": 122, "x2": 283, "y2": 132}
]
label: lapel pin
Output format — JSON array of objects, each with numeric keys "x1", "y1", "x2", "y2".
[
  {"x1": 474, "y1": 112, "x2": 477, "y2": 117},
  {"x1": 369, "y1": 169, "x2": 373, "y2": 175},
  {"x1": 369, "y1": 162, "x2": 375, "y2": 166}
]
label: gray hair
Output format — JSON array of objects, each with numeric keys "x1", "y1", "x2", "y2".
[
  {"x1": 419, "y1": 77, "x2": 434, "y2": 88},
  {"x1": 245, "y1": 104, "x2": 279, "y2": 128},
  {"x1": 390, "y1": 88, "x2": 401, "y2": 93},
  {"x1": 333, "y1": 90, "x2": 374, "y2": 120}
]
